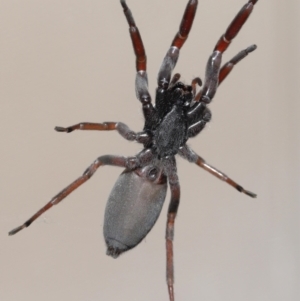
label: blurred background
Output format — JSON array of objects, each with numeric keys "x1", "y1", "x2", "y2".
[{"x1": 1, "y1": 0, "x2": 299, "y2": 300}]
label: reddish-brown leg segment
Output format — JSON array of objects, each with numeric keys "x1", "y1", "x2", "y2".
[
  {"x1": 55, "y1": 121, "x2": 150, "y2": 144},
  {"x1": 163, "y1": 157, "x2": 180, "y2": 301},
  {"x1": 8, "y1": 155, "x2": 129, "y2": 236},
  {"x1": 158, "y1": 0, "x2": 198, "y2": 88},
  {"x1": 120, "y1": 0, "x2": 146, "y2": 72},
  {"x1": 191, "y1": 77, "x2": 202, "y2": 96},
  {"x1": 195, "y1": 156, "x2": 256, "y2": 197},
  {"x1": 214, "y1": 0, "x2": 259, "y2": 54},
  {"x1": 178, "y1": 145, "x2": 257, "y2": 198},
  {"x1": 196, "y1": 0, "x2": 258, "y2": 103},
  {"x1": 218, "y1": 44, "x2": 257, "y2": 85},
  {"x1": 120, "y1": 1, "x2": 155, "y2": 125},
  {"x1": 171, "y1": 0, "x2": 198, "y2": 49},
  {"x1": 55, "y1": 122, "x2": 118, "y2": 132}
]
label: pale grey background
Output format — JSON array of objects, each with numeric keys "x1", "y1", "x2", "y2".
[{"x1": 1, "y1": 0, "x2": 299, "y2": 300}]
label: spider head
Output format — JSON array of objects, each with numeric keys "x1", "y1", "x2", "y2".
[
  {"x1": 168, "y1": 82, "x2": 194, "y2": 108},
  {"x1": 153, "y1": 80, "x2": 194, "y2": 131}
]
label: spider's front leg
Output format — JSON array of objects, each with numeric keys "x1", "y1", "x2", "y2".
[
  {"x1": 214, "y1": 0, "x2": 258, "y2": 54},
  {"x1": 55, "y1": 121, "x2": 150, "y2": 144},
  {"x1": 158, "y1": 0, "x2": 198, "y2": 89},
  {"x1": 120, "y1": 0, "x2": 155, "y2": 124},
  {"x1": 195, "y1": 0, "x2": 259, "y2": 102},
  {"x1": 218, "y1": 44, "x2": 256, "y2": 85},
  {"x1": 215, "y1": 0, "x2": 259, "y2": 86}
]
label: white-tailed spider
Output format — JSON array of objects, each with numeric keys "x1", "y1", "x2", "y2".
[{"x1": 9, "y1": 1, "x2": 259, "y2": 300}]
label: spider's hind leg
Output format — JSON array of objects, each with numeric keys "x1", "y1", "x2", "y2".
[
  {"x1": 178, "y1": 145, "x2": 257, "y2": 198},
  {"x1": 8, "y1": 148, "x2": 154, "y2": 236},
  {"x1": 8, "y1": 155, "x2": 131, "y2": 236},
  {"x1": 163, "y1": 156, "x2": 181, "y2": 301}
]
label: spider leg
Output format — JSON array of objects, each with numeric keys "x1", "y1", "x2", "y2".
[
  {"x1": 218, "y1": 44, "x2": 257, "y2": 86},
  {"x1": 178, "y1": 145, "x2": 257, "y2": 198},
  {"x1": 55, "y1": 122, "x2": 150, "y2": 144},
  {"x1": 163, "y1": 156, "x2": 180, "y2": 301},
  {"x1": 171, "y1": 0, "x2": 198, "y2": 49},
  {"x1": 120, "y1": 0, "x2": 146, "y2": 72},
  {"x1": 195, "y1": 0, "x2": 258, "y2": 102},
  {"x1": 187, "y1": 102, "x2": 205, "y2": 126},
  {"x1": 120, "y1": 1, "x2": 155, "y2": 124},
  {"x1": 8, "y1": 154, "x2": 144, "y2": 236},
  {"x1": 195, "y1": 50, "x2": 222, "y2": 103},
  {"x1": 187, "y1": 106, "x2": 211, "y2": 138},
  {"x1": 158, "y1": 0, "x2": 198, "y2": 89},
  {"x1": 214, "y1": 0, "x2": 259, "y2": 54}
]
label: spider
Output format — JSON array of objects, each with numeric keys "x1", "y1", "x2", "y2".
[{"x1": 9, "y1": 0, "x2": 259, "y2": 300}]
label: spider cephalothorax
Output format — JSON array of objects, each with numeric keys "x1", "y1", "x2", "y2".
[
  {"x1": 145, "y1": 78, "x2": 211, "y2": 158},
  {"x1": 9, "y1": 1, "x2": 259, "y2": 301}
]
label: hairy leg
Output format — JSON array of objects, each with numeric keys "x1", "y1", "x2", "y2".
[
  {"x1": 179, "y1": 145, "x2": 256, "y2": 198},
  {"x1": 55, "y1": 121, "x2": 150, "y2": 144}
]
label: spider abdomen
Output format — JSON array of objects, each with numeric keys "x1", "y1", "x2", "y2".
[
  {"x1": 104, "y1": 165, "x2": 167, "y2": 258},
  {"x1": 154, "y1": 105, "x2": 187, "y2": 157}
]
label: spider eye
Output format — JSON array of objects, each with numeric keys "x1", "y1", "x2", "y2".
[{"x1": 173, "y1": 88, "x2": 182, "y2": 98}]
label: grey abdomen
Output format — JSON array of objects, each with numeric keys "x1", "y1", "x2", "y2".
[{"x1": 104, "y1": 166, "x2": 167, "y2": 258}]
